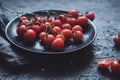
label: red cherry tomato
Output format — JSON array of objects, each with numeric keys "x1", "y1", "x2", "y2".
[
  {"x1": 111, "y1": 59, "x2": 120, "y2": 73},
  {"x1": 68, "y1": 10, "x2": 78, "y2": 18},
  {"x1": 43, "y1": 16, "x2": 53, "y2": 22},
  {"x1": 32, "y1": 17, "x2": 43, "y2": 23},
  {"x1": 51, "y1": 26, "x2": 62, "y2": 36},
  {"x1": 62, "y1": 23, "x2": 71, "y2": 29},
  {"x1": 67, "y1": 18, "x2": 77, "y2": 26},
  {"x1": 24, "y1": 29, "x2": 37, "y2": 42},
  {"x1": 39, "y1": 32, "x2": 47, "y2": 40},
  {"x1": 77, "y1": 16, "x2": 88, "y2": 26},
  {"x1": 43, "y1": 34, "x2": 55, "y2": 47},
  {"x1": 72, "y1": 25, "x2": 83, "y2": 32},
  {"x1": 114, "y1": 35, "x2": 120, "y2": 46},
  {"x1": 97, "y1": 58, "x2": 112, "y2": 69},
  {"x1": 56, "y1": 14, "x2": 67, "y2": 23},
  {"x1": 42, "y1": 22, "x2": 52, "y2": 32},
  {"x1": 56, "y1": 34, "x2": 65, "y2": 41},
  {"x1": 20, "y1": 19, "x2": 31, "y2": 25},
  {"x1": 30, "y1": 24, "x2": 42, "y2": 34},
  {"x1": 72, "y1": 31, "x2": 83, "y2": 41},
  {"x1": 19, "y1": 16, "x2": 28, "y2": 22},
  {"x1": 61, "y1": 29, "x2": 73, "y2": 40},
  {"x1": 17, "y1": 25, "x2": 27, "y2": 38},
  {"x1": 52, "y1": 38, "x2": 64, "y2": 51},
  {"x1": 52, "y1": 20, "x2": 62, "y2": 27},
  {"x1": 86, "y1": 12, "x2": 95, "y2": 21}
]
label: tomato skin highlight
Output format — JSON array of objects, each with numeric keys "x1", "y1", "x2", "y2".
[
  {"x1": 52, "y1": 38, "x2": 64, "y2": 51},
  {"x1": 97, "y1": 58, "x2": 112, "y2": 69},
  {"x1": 24, "y1": 29, "x2": 37, "y2": 42},
  {"x1": 111, "y1": 60, "x2": 120, "y2": 74}
]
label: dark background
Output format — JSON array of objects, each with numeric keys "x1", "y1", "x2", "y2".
[{"x1": 0, "y1": 0, "x2": 120, "y2": 80}]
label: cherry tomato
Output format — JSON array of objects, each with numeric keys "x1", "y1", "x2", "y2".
[
  {"x1": 72, "y1": 25, "x2": 83, "y2": 32},
  {"x1": 67, "y1": 18, "x2": 77, "y2": 26},
  {"x1": 24, "y1": 29, "x2": 37, "y2": 42},
  {"x1": 114, "y1": 35, "x2": 120, "y2": 46},
  {"x1": 20, "y1": 19, "x2": 31, "y2": 25},
  {"x1": 19, "y1": 16, "x2": 28, "y2": 22},
  {"x1": 43, "y1": 16, "x2": 53, "y2": 22},
  {"x1": 77, "y1": 16, "x2": 88, "y2": 26},
  {"x1": 17, "y1": 25, "x2": 27, "y2": 38},
  {"x1": 72, "y1": 31, "x2": 83, "y2": 41},
  {"x1": 86, "y1": 12, "x2": 95, "y2": 21},
  {"x1": 56, "y1": 34, "x2": 65, "y2": 41},
  {"x1": 39, "y1": 32, "x2": 47, "y2": 40},
  {"x1": 42, "y1": 22, "x2": 52, "y2": 32},
  {"x1": 30, "y1": 24, "x2": 42, "y2": 34},
  {"x1": 62, "y1": 23, "x2": 71, "y2": 29},
  {"x1": 52, "y1": 38, "x2": 64, "y2": 51},
  {"x1": 61, "y1": 29, "x2": 73, "y2": 40},
  {"x1": 111, "y1": 59, "x2": 120, "y2": 73},
  {"x1": 52, "y1": 20, "x2": 62, "y2": 27},
  {"x1": 68, "y1": 10, "x2": 78, "y2": 18},
  {"x1": 56, "y1": 14, "x2": 67, "y2": 23},
  {"x1": 43, "y1": 34, "x2": 55, "y2": 47},
  {"x1": 51, "y1": 26, "x2": 62, "y2": 36},
  {"x1": 32, "y1": 17, "x2": 43, "y2": 23},
  {"x1": 97, "y1": 58, "x2": 112, "y2": 69}
]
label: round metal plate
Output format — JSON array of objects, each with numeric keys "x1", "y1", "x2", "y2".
[{"x1": 5, "y1": 10, "x2": 97, "y2": 54}]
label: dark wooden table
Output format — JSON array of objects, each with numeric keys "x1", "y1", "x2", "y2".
[{"x1": 0, "y1": 0, "x2": 120, "y2": 80}]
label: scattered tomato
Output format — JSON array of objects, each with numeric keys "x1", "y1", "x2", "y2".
[
  {"x1": 111, "y1": 59, "x2": 120, "y2": 73},
  {"x1": 97, "y1": 58, "x2": 112, "y2": 69},
  {"x1": 114, "y1": 34, "x2": 120, "y2": 46}
]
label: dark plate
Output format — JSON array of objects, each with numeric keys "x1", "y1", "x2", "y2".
[{"x1": 5, "y1": 10, "x2": 97, "y2": 54}]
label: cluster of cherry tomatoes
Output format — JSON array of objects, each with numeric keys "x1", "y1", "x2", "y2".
[
  {"x1": 16, "y1": 10, "x2": 95, "y2": 51},
  {"x1": 98, "y1": 58, "x2": 120, "y2": 74}
]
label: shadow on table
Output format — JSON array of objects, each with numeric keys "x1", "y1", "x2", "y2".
[{"x1": 1, "y1": 44, "x2": 94, "y2": 78}]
